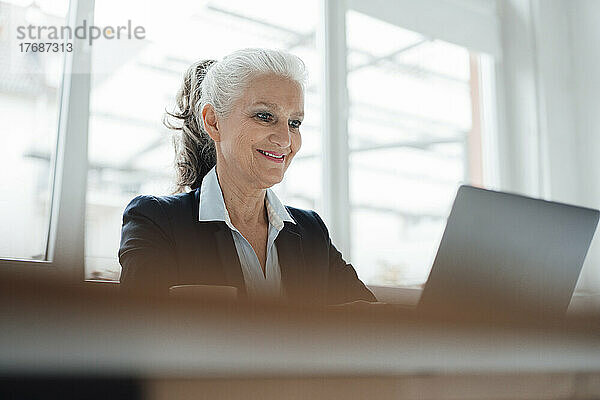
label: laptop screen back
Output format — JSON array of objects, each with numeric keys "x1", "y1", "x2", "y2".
[{"x1": 418, "y1": 186, "x2": 599, "y2": 317}]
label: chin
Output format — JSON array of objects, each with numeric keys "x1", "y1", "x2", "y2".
[
  {"x1": 264, "y1": 174, "x2": 284, "y2": 188},
  {"x1": 258, "y1": 170, "x2": 285, "y2": 188}
]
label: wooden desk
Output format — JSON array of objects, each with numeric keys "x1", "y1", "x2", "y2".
[{"x1": 1, "y1": 279, "x2": 599, "y2": 399}]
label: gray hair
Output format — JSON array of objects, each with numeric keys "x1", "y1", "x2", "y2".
[{"x1": 164, "y1": 48, "x2": 307, "y2": 193}]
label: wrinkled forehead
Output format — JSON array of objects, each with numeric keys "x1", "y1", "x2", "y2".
[{"x1": 240, "y1": 74, "x2": 304, "y2": 115}]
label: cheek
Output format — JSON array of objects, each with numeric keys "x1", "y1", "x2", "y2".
[{"x1": 230, "y1": 124, "x2": 256, "y2": 157}]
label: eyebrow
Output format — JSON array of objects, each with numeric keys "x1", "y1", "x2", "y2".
[{"x1": 251, "y1": 101, "x2": 304, "y2": 118}]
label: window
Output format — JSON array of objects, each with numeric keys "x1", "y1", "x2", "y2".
[
  {"x1": 85, "y1": 0, "x2": 321, "y2": 280},
  {"x1": 0, "y1": 0, "x2": 69, "y2": 261},
  {"x1": 345, "y1": 10, "x2": 492, "y2": 287}
]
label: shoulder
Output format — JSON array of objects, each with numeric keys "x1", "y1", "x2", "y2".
[
  {"x1": 121, "y1": 191, "x2": 199, "y2": 250},
  {"x1": 125, "y1": 191, "x2": 196, "y2": 212},
  {"x1": 123, "y1": 190, "x2": 198, "y2": 223}
]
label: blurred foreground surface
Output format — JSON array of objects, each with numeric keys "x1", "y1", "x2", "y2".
[{"x1": 1, "y1": 275, "x2": 600, "y2": 399}]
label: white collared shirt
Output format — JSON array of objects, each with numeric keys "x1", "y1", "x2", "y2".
[{"x1": 198, "y1": 166, "x2": 295, "y2": 301}]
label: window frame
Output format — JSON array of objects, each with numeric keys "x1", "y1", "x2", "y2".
[
  {"x1": 0, "y1": 0, "x2": 94, "y2": 281},
  {"x1": 324, "y1": 0, "x2": 503, "y2": 264}
]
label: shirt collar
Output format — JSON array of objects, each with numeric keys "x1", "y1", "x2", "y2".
[
  {"x1": 198, "y1": 166, "x2": 295, "y2": 231},
  {"x1": 265, "y1": 183, "x2": 296, "y2": 230}
]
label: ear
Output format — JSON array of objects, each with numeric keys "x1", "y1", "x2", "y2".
[{"x1": 201, "y1": 104, "x2": 221, "y2": 142}]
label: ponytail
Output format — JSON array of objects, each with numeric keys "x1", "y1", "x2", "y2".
[{"x1": 164, "y1": 60, "x2": 217, "y2": 193}]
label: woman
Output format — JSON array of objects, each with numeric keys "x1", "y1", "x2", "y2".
[{"x1": 119, "y1": 48, "x2": 375, "y2": 305}]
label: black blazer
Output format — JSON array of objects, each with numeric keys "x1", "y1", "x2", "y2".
[{"x1": 118, "y1": 188, "x2": 376, "y2": 305}]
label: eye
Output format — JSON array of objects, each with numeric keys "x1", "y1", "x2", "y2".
[
  {"x1": 255, "y1": 112, "x2": 274, "y2": 122},
  {"x1": 289, "y1": 119, "x2": 302, "y2": 129}
]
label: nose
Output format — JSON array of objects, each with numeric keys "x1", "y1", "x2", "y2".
[{"x1": 269, "y1": 121, "x2": 291, "y2": 148}]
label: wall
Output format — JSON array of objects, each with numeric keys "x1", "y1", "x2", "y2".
[
  {"x1": 569, "y1": 0, "x2": 600, "y2": 292},
  {"x1": 498, "y1": 0, "x2": 600, "y2": 293}
]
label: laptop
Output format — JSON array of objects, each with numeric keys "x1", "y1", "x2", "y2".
[{"x1": 417, "y1": 185, "x2": 600, "y2": 318}]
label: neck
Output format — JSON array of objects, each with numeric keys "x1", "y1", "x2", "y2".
[{"x1": 215, "y1": 163, "x2": 268, "y2": 228}]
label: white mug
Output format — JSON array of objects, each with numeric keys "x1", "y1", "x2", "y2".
[{"x1": 169, "y1": 284, "x2": 238, "y2": 303}]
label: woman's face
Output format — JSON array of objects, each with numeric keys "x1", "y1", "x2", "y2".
[{"x1": 210, "y1": 73, "x2": 304, "y2": 189}]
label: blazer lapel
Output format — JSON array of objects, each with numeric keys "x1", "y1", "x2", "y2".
[
  {"x1": 213, "y1": 222, "x2": 247, "y2": 300},
  {"x1": 193, "y1": 188, "x2": 247, "y2": 300},
  {"x1": 276, "y1": 222, "x2": 306, "y2": 303}
]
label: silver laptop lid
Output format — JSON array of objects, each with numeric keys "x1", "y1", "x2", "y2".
[{"x1": 418, "y1": 185, "x2": 600, "y2": 317}]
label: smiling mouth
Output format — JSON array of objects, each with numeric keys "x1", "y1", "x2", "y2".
[{"x1": 257, "y1": 149, "x2": 285, "y2": 163}]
